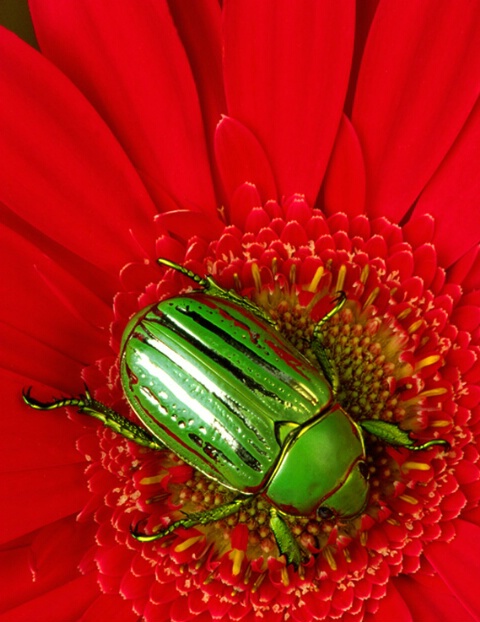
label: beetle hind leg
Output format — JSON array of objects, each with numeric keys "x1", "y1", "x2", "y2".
[
  {"x1": 23, "y1": 386, "x2": 163, "y2": 451},
  {"x1": 131, "y1": 497, "x2": 249, "y2": 542}
]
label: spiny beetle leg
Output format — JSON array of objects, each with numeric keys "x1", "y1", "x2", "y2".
[
  {"x1": 310, "y1": 292, "x2": 346, "y2": 394},
  {"x1": 311, "y1": 341, "x2": 339, "y2": 394},
  {"x1": 360, "y1": 419, "x2": 450, "y2": 452},
  {"x1": 22, "y1": 386, "x2": 163, "y2": 451},
  {"x1": 131, "y1": 497, "x2": 249, "y2": 543},
  {"x1": 269, "y1": 508, "x2": 305, "y2": 569},
  {"x1": 313, "y1": 291, "x2": 346, "y2": 335}
]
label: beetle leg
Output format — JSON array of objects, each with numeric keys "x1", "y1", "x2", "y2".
[
  {"x1": 131, "y1": 496, "x2": 250, "y2": 542},
  {"x1": 360, "y1": 419, "x2": 450, "y2": 451},
  {"x1": 313, "y1": 291, "x2": 346, "y2": 333},
  {"x1": 311, "y1": 292, "x2": 346, "y2": 393},
  {"x1": 23, "y1": 386, "x2": 163, "y2": 451},
  {"x1": 269, "y1": 508, "x2": 305, "y2": 568},
  {"x1": 310, "y1": 342, "x2": 339, "y2": 394}
]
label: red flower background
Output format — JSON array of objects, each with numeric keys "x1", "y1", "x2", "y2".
[{"x1": 1, "y1": 2, "x2": 480, "y2": 621}]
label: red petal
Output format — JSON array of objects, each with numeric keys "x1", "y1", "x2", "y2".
[
  {"x1": 414, "y1": 98, "x2": 480, "y2": 268},
  {"x1": 0, "y1": 226, "x2": 109, "y2": 365},
  {"x1": 0, "y1": 28, "x2": 156, "y2": 277},
  {"x1": 224, "y1": 0, "x2": 354, "y2": 204},
  {"x1": 229, "y1": 183, "x2": 263, "y2": 229},
  {"x1": 29, "y1": 1, "x2": 217, "y2": 215},
  {"x1": 448, "y1": 245, "x2": 480, "y2": 291},
  {"x1": 167, "y1": 0, "x2": 226, "y2": 149},
  {"x1": 452, "y1": 305, "x2": 480, "y2": 333},
  {"x1": 344, "y1": 0, "x2": 380, "y2": 114},
  {"x1": 1, "y1": 463, "x2": 89, "y2": 543},
  {"x1": 0, "y1": 573, "x2": 99, "y2": 622},
  {"x1": 0, "y1": 516, "x2": 96, "y2": 614},
  {"x1": 323, "y1": 115, "x2": 366, "y2": 217},
  {"x1": 0, "y1": 328, "x2": 84, "y2": 393},
  {"x1": 425, "y1": 519, "x2": 480, "y2": 620},
  {"x1": 352, "y1": 1, "x2": 480, "y2": 222},
  {"x1": 81, "y1": 594, "x2": 137, "y2": 622},
  {"x1": 395, "y1": 573, "x2": 476, "y2": 622},
  {"x1": 215, "y1": 116, "x2": 277, "y2": 204},
  {"x1": 365, "y1": 583, "x2": 413, "y2": 622},
  {"x1": 156, "y1": 210, "x2": 224, "y2": 243}
]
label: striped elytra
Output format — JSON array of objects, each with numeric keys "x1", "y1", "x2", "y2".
[{"x1": 120, "y1": 292, "x2": 336, "y2": 496}]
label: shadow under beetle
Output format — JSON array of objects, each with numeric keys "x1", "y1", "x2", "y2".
[{"x1": 24, "y1": 259, "x2": 449, "y2": 567}]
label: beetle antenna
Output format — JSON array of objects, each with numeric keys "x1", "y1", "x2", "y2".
[{"x1": 157, "y1": 258, "x2": 209, "y2": 288}]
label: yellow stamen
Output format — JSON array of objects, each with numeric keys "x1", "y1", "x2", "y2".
[
  {"x1": 396, "y1": 307, "x2": 412, "y2": 320},
  {"x1": 418, "y1": 387, "x2": 448, "y2": 398},
  {"x1": 140, "y1": 474, "x2": 163, "y2": 485},
  {"x1": 399, "y1": 494, "x2": 418, "y2": 505},
  {"x1": 360, "y1": 263, "x2": 369, "y2": 284},
  {"x1": 251, "y1": 572, "x2": 266, "y2": 593},
  {"x1": 414, "y1": 354, "x2": 441, "y2": 371},
  {"x1": 281, "y1": 566, "x2": 290, "y2": 587},
  {"x1": 174, "y1": 535, "x2": 204, "y2": 553},
  {"x1": 251, "y1": 263, "x2": 262, "y2": 292},
  {"x1": 307, "y1": 266, "x2": 324, "y2": 292},
  {"x1": 335, "y1": 264, "x2": 347, "y2": 292},
  {"x1": 363, "y1": 286, "x2": 380, "y2": 309},
  {"x1": 229, "y1": 549, "x2": 245, "y2": 576},
  {"x1": 402, "y1": 461, "x2": 431, "y2": 471},
  {"x1": 323, "y1": 547, "x2": 337, "y2": 571},
  {"x1": 431, "y1": 419, "x2": 451, "y2": 428},
  {"x1": 289, "y1": 263, "x2": 297, "y2": 286},
  {"x1": 408, "y1": 320, "x2": 424, "y2": 334},
  {"x1": 343, "y1": 547, "x2": 351, "y2": 563}
]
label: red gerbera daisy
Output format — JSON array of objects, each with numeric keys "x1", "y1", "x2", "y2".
[{"x1": 1, "y1": 2, "x2": 480, "y2": 621}]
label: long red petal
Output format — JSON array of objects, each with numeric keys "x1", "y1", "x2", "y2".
[
  {"x1": 1, "y1": 466, "x2": 89, "y2": 543},
  {"x1": 323, "y1": 115, "x2": 366, "y2": 217},
  {"x1": 365, "y1": 583, "x2": 413, "y2": 622},
  {"x1": 0, "y1": 27, "x2": 156, "y2": 277},
  {"x1": 29, "y1": 1, "x2": 217, "y2": 214},
  {"x1": 0, "y1": 226, "x2": 109, "y2": 365},
  {"x1": 395, "y1": 573, "x2": 477, "y2": 622},
  {"x1": 352, "y1": 0, "x2": 480, "y2": 222},
  {"x1": 414, "y1": 98, "x2": 480, "y2": 268},
  {"x1": 0, "y1": 516, "x2": 95, "y2": 615},
  {"x1": 0, "y1": 574, "x2": 99, "y2": 622},
  {"x1": 425, "y1": 519, "x2": 480, "y2": 620},
  {"x1": 224, "y1": 0, "x2": 354, "y2": 205},
  {"x1": 167, "y1": 0, "x2": 226, "y2": 157},
  {"x1": 215, "y1": 116, "x2": 277, "y2": 205}
]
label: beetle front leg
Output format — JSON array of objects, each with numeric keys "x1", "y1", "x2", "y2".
[
  {"x1": 23, "y1": 386, "x2": 163, "y2": 451},
  {"x1": 269, "y1": 508, "x2": 305, "y2": 568},
  {"x1": 131, "y1": 497, "x2": 250, "y2": 542},
  {"x1": 310, "y1": 292, "x2": 346, "y2": 393}
]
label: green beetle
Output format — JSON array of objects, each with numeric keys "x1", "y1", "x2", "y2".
[{"x1": 24, "y1": 259, "x2": 449, "y2": 567}]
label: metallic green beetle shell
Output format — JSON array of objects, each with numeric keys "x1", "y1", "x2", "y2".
[{"x1": 120, "y1": 292, "x2": 369, "y2": 518}]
